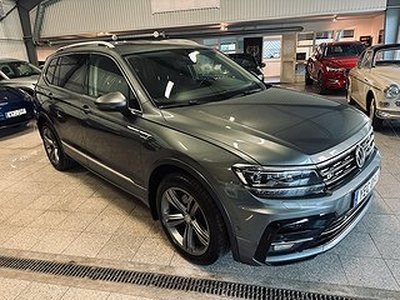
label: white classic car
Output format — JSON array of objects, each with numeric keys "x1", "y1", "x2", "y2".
[{"x1": 347, "y1": 44, "x2": 400, "y2": 129}]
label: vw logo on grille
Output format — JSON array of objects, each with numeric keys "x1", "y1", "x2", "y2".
[{"x1": 355, "y1": 145, "x2": 366, "y2": 169}]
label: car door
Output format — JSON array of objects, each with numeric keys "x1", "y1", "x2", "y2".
[
  {"x1": 352, "y1": 50, "x2": 374, "y2": 110},
  {"x1": 80, "y1": 54, "x2": 147, "y2": 198},
  {"x1": 36, "y1": 54, "x2": 89, "y2": 166}
]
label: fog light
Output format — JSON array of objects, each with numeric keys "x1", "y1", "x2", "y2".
[
  {"x1": 396, "y1": 101, "x2": 400, "y2": 107},
  {"x1": 379, "y1": 101, "x2": 390, "y2": 108},
  {"x1": 271, "y1": 243, "x2": 296, "y2": 252}
]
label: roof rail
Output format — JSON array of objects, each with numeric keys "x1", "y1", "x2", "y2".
[{"x1": 57, "y1": 41, "x2": 115, "y2": 52}]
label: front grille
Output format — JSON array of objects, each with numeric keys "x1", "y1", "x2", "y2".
[{"x1": 318, "y1": 131, "x2": 375, "y2": 188}]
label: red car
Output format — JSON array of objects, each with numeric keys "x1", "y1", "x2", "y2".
[{"x1": 305, "y1": 41, "x2": 365, "y2": 94}]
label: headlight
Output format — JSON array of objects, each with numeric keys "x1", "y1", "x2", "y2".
[
  {"x1": 384, "y1": 84, "x2": 400, "y2": 99},
  {"x1": 232, "y1": 164, "x2": 326, "y2": 199},
  {"x1": 326, "y1": 66, "x2": 343, "y2": 72}
]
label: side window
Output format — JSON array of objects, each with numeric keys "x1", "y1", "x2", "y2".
[
  {"x1": 361, "y1": 51, "x2": 373, "y2": 69},
  {"x1": 88, "y1": 55, "x2": 139, "y2": 110},
  {"x1": 57, "y1": 54, "x2": 88, "y2": 94},
  {"x1": 45, "y1": 58, "x2": 58, "y2": 84}
]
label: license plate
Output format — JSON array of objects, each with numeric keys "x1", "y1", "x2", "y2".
[
  {"x1": 353, "y1": 169, "x2": 380, "y2": 207},
  {"x1": 5, "y1": 108, "x2": 27, "y2": 119}
]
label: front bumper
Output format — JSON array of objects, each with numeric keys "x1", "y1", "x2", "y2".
[
  {"x1": 229, "y1": 149, "x2": 380, "y2": 265},
  {"x1": 376, "y1": 108, "x2": 400, "y2": 120},
  {"x1": 324, "y1": 73, "x2": 347, "y2": 90}
]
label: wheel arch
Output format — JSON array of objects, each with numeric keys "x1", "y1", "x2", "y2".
[
  {"x1": 366, "y1": 90, "x2": 376, "y2": 114},
  {"x1": 146, "y1": 159, "x2": 237, "y2": 256}
]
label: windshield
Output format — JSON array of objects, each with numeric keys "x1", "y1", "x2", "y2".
[
  {"x1": 126, "y1": 48, "x2": 266, "y2": 108},
  {"x1": 0, "y1": 61, "x2": 41, "y2": 79},
  {"x1": 374, "y1": 48, "x2": 400, "y2": 66},
  {"x1": 325, "y1": 44, "x2": 365, "y2": 58}
]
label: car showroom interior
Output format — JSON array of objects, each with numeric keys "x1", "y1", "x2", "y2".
[{"x1": 0, "y1": 0, "x2": 400, "y2": 299}]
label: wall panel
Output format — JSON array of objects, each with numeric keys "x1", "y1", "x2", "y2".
[
  {"x1": 0, "y1": 0, "x2": 27, "y2": 59},
  {"x1": 39, "y1": 0, "x2": 387, "y2": 38}
]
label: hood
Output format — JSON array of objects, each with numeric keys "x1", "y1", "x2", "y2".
[
  {"x1": 161, "y1": 87, "x2": 367, "y2": 166},
  {"x1": 3, "y1": 75, "x2": 39, "y2": 90},
  {"x1": 371, "y1": 66, "x2": 400, "y2": 84},
  {"x1": 323, "y1": 57, "x2": 359, "y2": 69}
]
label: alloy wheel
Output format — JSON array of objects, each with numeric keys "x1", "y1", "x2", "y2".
[{"x1": 160, "y1": 187, "x2": 210, "y2": 256}]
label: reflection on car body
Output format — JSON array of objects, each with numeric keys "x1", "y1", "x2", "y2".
[
  {"x1": 347, "y1": 43, "x2": 400, "y2": 130},
  {"x1": 34, "y1": 40, "x2": 380, "y2": 266}
]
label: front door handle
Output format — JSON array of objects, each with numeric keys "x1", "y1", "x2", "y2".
[{"x1": 82, "y1": 105, "x2": 91, "y2": 114}]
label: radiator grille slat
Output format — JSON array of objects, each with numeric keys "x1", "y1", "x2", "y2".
[{"x1": 318, "y1": 131, "x2": 375, "y2": 188}]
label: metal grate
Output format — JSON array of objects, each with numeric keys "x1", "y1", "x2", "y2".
[{"x1": 0, "y1": 255, "x2": 361, "y2": 300}]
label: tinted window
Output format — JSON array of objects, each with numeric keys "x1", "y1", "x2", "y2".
[
  {"x1": 88, "y1": 55, "x2": 139, "y2": 110},
  {"x1": 57, "y1": 55, "x2": 88, "y2": 94},
  {"x1": 45, "y1": 58, "x2": 58, "y2": 85},
  {"x1": 325, "y1": 44, "x2": 364, "y2": 57},
  {"x1": 88, "y1": 55, "x2": 128, "y2": 98},
  {"x1": 126, "y1": 48, "x2": 265, "y2": 107},
  {"x1": 0, "y1": 60, "x2": 40, "y2": 79}
]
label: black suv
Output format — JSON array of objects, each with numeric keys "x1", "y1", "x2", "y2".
[{"x1": 34, "y1": 40, "x2": 380, "y2": 266}]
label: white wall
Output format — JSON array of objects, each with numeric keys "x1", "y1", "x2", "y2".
[
  {"x1": 38, "y1": 0, "x2": 387, "y2": 39},
  {"x1": 0, "y1": 0, "x2": 27, "y2": 60}
]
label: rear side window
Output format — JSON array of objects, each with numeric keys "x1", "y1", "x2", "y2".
[
  {"x1": 45, "y1": 54, "x2": 89, "y2": 94},
  {"x1": 58, "y1": 55, "x2": 88, "y2": 94},
  {"x1": 45, "y1": 58, "x2": 58, "y2": 84}
]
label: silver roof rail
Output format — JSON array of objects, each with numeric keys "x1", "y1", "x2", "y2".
[{"x1": 57, "y1": 41, "x2": 115, "y2": 52}]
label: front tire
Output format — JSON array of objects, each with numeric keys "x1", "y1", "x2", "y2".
[
  {"x1": 369, "y1": 97, "x2": 383, "y2": 130},
  {"x1": 316, "y1": 72, "x2": 327, "y2": 94},
  {"x1": 40, "y1": 124, "x2": 73, "y2": 171},
  {"x1": 157, "y1": 173, "x2": 228, "y2": 265},
  {"x1": 346, "y1": 79, "x2": 355, "y2": 105}
]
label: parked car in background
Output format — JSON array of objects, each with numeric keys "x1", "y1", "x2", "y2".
[
  {"x1": 227, "y1": 53, "x2": 265, "y2": 81},
  {"x1": 34, "y1": 40, "x2": 380, "y2": 266},
  {"x1": 305, "y1": 41, "x2": 365, "y2": 93},
  {"x1": 0, "y1": 58, "x2": 41, "y2": 96},
  {"x1": 347, "y1": 43, "x2": 400, "y2": 129},
  {"x1": 0, "y1": 86, "x2": 34, "y2": 129}
]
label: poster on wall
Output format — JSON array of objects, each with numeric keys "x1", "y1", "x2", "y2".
[{"x1": 151, "y1": 0, "x2": 220, "y2": 14}]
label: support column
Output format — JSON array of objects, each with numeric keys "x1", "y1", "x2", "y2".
[
  {"x1": 385, "y1": 0, "x2": 400, "y2": 44},
  {"x1": 280, "y1": 33, "x2": 296, "y2": 83},
  {"x1": 17, "y1": 5, "x2": 38, "y2": 65}
]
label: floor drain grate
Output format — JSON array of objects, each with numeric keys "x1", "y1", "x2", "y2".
[{"x1": 0, "y1": 255, "x2": 360, "y2": 300}]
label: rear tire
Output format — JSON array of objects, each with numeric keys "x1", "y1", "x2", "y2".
[
  {"x1": 305, "y1": 69, "x2": 313, "y2": 86},
  {"x1": 156, "y1": 173, "x2": 228, "y2": 265},
  {"x1": 40, "y1": 124, "x2": 73, "y2": 171}
]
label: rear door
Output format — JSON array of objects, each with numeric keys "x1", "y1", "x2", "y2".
[{"x1": 36, "y1": 54, "x2": 89, "y2": 166}]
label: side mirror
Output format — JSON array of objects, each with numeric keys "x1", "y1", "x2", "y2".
[{"x1": 95, "y1": 91, "x2": 127, "y2": 112}]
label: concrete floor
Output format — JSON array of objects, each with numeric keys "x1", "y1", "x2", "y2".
[{"x1": 0, "y1": 85, "x2": 400, "y2": 300}]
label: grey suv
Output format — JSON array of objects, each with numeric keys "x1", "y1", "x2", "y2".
[{"x1": 34, "y1": 40, "x2": 380, "y2": 265}]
